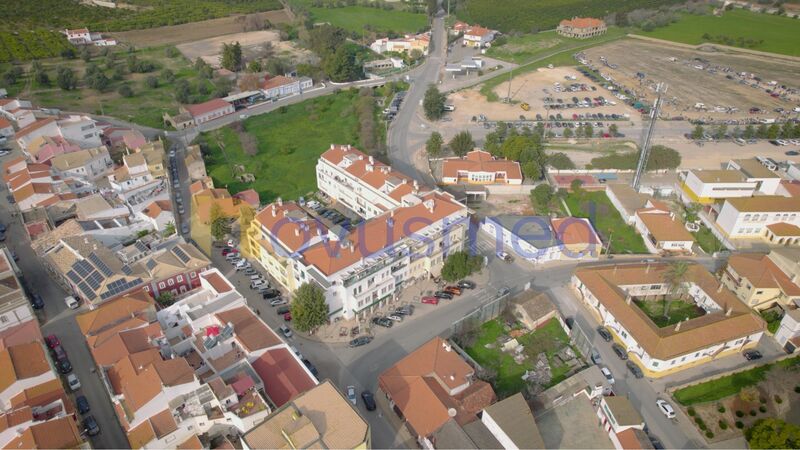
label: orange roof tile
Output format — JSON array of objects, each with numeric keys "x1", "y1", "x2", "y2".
[
  {"x1": 177, "y1": 434, "x2": 204, "y2": 449},
  {"x1": 252, "y1": 348, "x2": 317, "y2": 407},
  {"x1": 127, "y1": 420, "x2": 156, "y2": 449},
  {"x1": 216, "y1": 306, "x2": 281, "y2": 352},
  {"x1": 14, "y1": 118, "x2": 55, "y2": 139},
  {"x1": 637, "y1": 211, "x2": 694, "y2": 243},
  {"x1": 142, "y1": 200, "x2": 172, "y2": 219},
  {"x1": 254, "y1": 201, "x2": 328, "y2": 254},
  {"x1": 551, "y1": 217, "x2": 601, "y2": 246},
  {"x1": 201, "y1": 271, "x2": 233, "y2": 293},
  {"x1": 728, "y1": 253, "x2": 800, "y2": 296},
  {"x1": 766, "y1": 222, "x2": 800, "y2": 237},
  {"x1": 442, "y1": 150, "x2": 522, "y2": 182},
  {"x1": 77, "y1": 292, "x2": 154, "y2": 336},
  {"x1": 150, "y1": 409, "x2": 178, "y2": 439},
  {"x1": 559, "y1": 17, "x2": 605, "y2": 29},
  {"x1": 184, "y1": 98, "x2": 231, "y2": 118}
]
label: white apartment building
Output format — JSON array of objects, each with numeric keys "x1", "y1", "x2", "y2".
[
  {"x1": 681, "y1": 169, "x2": 757, "y2": 204},
  {"x1": 572, "y1": 263, "x2": 764, "y2": 375},
  {"x1": 50, "y1": 145, "x2": 113, "y2": 181},
  {"x1": 108, "y1": 152, "x2": 160, "y2": 200},
  {"x1": 0, "y1": 249, "x2": 35, "y2": 332},
  {"x1": 716, "y1": 196, "x2": 800, "y2": 238}
]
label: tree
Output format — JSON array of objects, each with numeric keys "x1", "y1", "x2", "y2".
[
  {"x1": 221, "y1": 42, "x2": 243, "y2": 71},
  {"x1": 155, "y1": 292, "x2": 175, "y2": 307},
  {"x1": 522, "y1": 160, "x2": 541, "y2": 180},
  {"x1": 145, "y1": 75, "x2": 159, "y2": 89},
  {"x1": 449, "y1": 131, "x2": 475, "y2": 157},
  {"x1": 583, "y1": 123, "x2": 593, "y2": 138},
  {"x1": 546, "y1": 152, "x2": 575, "y2": 169},
  {"x1": 291, "y1": 283, "x2": 329, "y2": 332},
  {"x1": 323, "y1": 45, "x2": 363, "y2": 82},
  {"x1": 608, "y1": 123, "x2": 619, "y2": 137},
  {"x1": 161, "y1": 68, "x2": 175, "y2": 83},
  {"x1": 56, "y1": 67, "x2": 77, "y2": 90},
  {"x1": 118, "y1": 84, "x2": 134, "y2": 97},
  {"x1": 767, "y1": 123, "x2": 780, "y2": 140},
  {"x1": 570, "y1": 178, "x2": 584, "y2": 194},
  {"x1": 714, "y1": 124, "x2": 728, "y2": 140},
  {"x1": 209, "y1": 203, "x2": 231, "y2": 241},
  {"x1": 691, "y1": 124, "x2": 704, "y2": 140},
  {"x1": 247, "y1": 60, "x2": 262, "y2": 73},
  {"x1": 746, "y1": 418, "x2": 800, "y2": 449},
  {"x1": 756, "y1": 124, "x2": 769, "y2": 139},
  {"x1": 423, "y1": 85, "x2": 446, "y2": 121},
  {"x1": 441, "y1": 251, "x2": 484, "y2": 282},
  {"x1": 562, "y1": 127, "x2": 574, "y2": 138},
  {"x1": 165, "y1": 46, "x2": 179, "y2": 58},
  {"x1": 32, "y1": 62, "x2": 49, "y2": 86},
  {"x1": 80, "y1": 46, "x2": 92, "y2": 63},
  {"x1": 426, "y1": 132, "x2": 443, "y2": 157},
  {"x1": 86, "y1": 71, "x2": 110, "y2": 92},
  {"x1": 175, "y1": 79, "x2": 191, "y2": 103},
  {"x1": 163, "y1": 221, "x2": 176, "y2": 237},
  {"x1": 663, "y1": 261, "x2": 689, "y2": 319},
  {"x1": 743, "y1": 124, "x2": 755, "y2": 139},
  {"x1": 530, "y1": 184, "x2": 553, "y2": 212}
]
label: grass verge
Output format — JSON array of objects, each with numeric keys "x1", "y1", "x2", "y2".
[{"x1": 564, "y1": 190, "x2": 648, "y2": 254}]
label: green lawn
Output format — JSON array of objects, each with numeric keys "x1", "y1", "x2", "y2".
[
  {"x1": 487, "y1": 27, "x2": 627, "y2": 64},
  {"x1": 761, "y1": 310, "x2": 782, "y2": 334},
  {"x1": 201, "y1": 89, "x2": 368, "y2": 203},
  {"x1": 674, "y1": 357, "x2": 800, "y2": 406},
  {"x1": 640, "y1": 9, "x2": 800, "y2": 56},
  {"x1": 464, "y1": 318, "x2": 575, "y2": 397},
  {"x1": 306, "y1": 5, "x2": 427, "y2": 34},
  {"x1": 564, "y1": 191, "x2": 648, "y2": 254},
  {"x1": 693, "y1": 225, "x2": 724, "y2": 255},
  {"x1": 634, "y1": 299, "x2": 705, "y2": 328}
]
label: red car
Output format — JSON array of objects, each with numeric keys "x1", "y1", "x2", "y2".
[
  {"x1": 421, "y1": 296, "x2": 440, "y2": 305},
  {"x1": 222, "y1": 248, "x2": 237, "y2": 256},
  {"x1": 283, "y1": 312, "x2": 292, "y2": 321},
  {"x1": 45, "y1": 334, "x2": 60, "y2": 349}
]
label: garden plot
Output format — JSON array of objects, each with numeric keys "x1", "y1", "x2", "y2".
[
  {"x1": 582, "y1": 39, "x2": 800, "y2": 121},
  {"x1": 176, "y1": 30, "x2": 312, "y2": 68}
]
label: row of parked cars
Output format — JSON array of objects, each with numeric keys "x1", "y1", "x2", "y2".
[
  {"x1": 44, "y1": 334, "x2": 100, "y2": 436},
  {"x1": 421, "y1": 280, "x2": 476, "y2": 305}
]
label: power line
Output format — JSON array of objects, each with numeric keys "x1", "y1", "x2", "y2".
[{"x1": 633, "y1": 82, "x2": 667, "y2": 190}]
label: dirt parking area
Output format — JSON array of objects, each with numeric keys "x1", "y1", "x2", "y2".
[
  {"x1": 583, "y1": 39, "x2": 800, "y2": 121},
  {"x1": 447, "y1": 67, "x2": 642, "y2": 133},
  {"x1": 111, "y1": 10, "x2": 291, "y2": 47},
  {"x1": 176, "y1": 30, "x2": 312, "y2": 68}
]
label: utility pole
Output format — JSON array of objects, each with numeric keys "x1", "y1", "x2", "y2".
[{"x1": 505, "y1": 69, "x2": 512, "y2": 103}]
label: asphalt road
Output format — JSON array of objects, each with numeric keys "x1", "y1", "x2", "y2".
[{"x1": 0, "y1": 154, "x2": 129, "y2": 449}]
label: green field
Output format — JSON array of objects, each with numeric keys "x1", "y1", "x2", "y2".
[
  {"x1": 1, "y1": 46, "x2": 215, "y2": 129},
  {"x1": 487, "y1": 27, "x2": 627, "y2": 64},
  {"x1": 674, "y1": 357, "x2": 800, "y2": 406},
  {"x1": 456, "y1": 0, "x2": 683, "y2": 33},
  {"x1": 298, "y1": 4, "x2": 427, "y2": 34},
  {"x1": 641, "y1": 9, "x2": 800, "y2": 56},
  {"x1": 201, "y1": 90, "x2": 368, "y2": 203},
  {"x1": 564, "y1": 191, "x2": 648, "y2": 254}
]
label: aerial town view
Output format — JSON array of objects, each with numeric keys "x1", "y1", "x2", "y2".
[{"x1": 2, "y1": 0, "x2": 800, "y2": 449}]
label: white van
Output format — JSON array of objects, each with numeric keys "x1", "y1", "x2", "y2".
[
  {"x1": 249, "y1": 274, "x2": 263, "y2": 282},
  {"x1": 65, "y1": 296, "x2": 79, "y2": 309}
]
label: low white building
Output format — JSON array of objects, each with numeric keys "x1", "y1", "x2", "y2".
[
  {"x1": 260, "y1": 75, "x2": 313, "y2": 99},
  {"x1": 481, "y1": 215, "x2": 600, "y2": 263},
  {"x1": 181, "y1": 98, "x2": 234, "y2": 126},
  {"x1": 108, "y1": 152, "x2": 160, "y2": 200},
  {"x1": 50, "y1": 145, "x2": 112, "y2": 181},
  {"x1": 139, "y1": 200, "x2": 174, "y2": 233},
  {"x1": 572, "y1": 263, "x2": 765, "y2": 375},
  {"x1": 716, "y1": 196, "x2": 800, "y2": 239},
  {"x1": 634, "y1": 201, "x2": 694, "y2": 254},
  {"x1": 463, "y1": 25, "x2": 496, "y2": 48},
  {"x1": 14, "y1": 114, "x2": 102, "y2": 149},
  {"x1": 775, "y1": 309, "x2": 800, "y2": 353}
]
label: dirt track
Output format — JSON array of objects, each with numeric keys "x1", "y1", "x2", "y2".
[
  {"x1": 110, "y1": 10, "x2": 291, "y2": 47},
  {"x1": 176, "y1": 30, "x2": 311, "y2": 68}
]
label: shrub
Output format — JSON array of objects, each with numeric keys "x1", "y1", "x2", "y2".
[
  {"x1": 118, "y1": 84, "x2": 134, "y2": 97},
  {"x1": 760, "y1": 396, "x2": 767, "y2": 404},
  {"x1": 718, "y1": 405, "x2": 726, "y2": 413},
  {"x1": 719, "y1": 420, "x2": 728, "y2": 430},
  {"x1": 706, "y1": 431, "x2": 714, "y2": 439},
  {"x1": 750, "y1": 410, "x2": 757, "y2": 416},
  {"x1": 794, "y1": 386, "x2": 800, "y2": 393},
  {"x1": 775, "y1": 395, "x2": 783, "y2": 404},
  {"x1": 736, "y1": 410, "x2": 744, "y2": 418},
  {"x1": 688, "y1": 407, "x2": 696, "y2": 416},
  {"x1": 735, "y1": 421, "x2": 744, "y2": 429},
  {"x1": 698, "y1": 422, "x2": 707, "y2": 431},
  {"x1": 759, "y1": 406, "x2": 767, "y2": 413}
]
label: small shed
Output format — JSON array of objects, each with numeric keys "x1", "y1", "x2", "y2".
[{"x1": 513, "y1": 291, "x2": 557, "y2": 331}]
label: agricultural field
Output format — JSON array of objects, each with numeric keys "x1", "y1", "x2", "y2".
[
  {"x1": 0, "y1": 31, "x2": 72, "y2": 63},
  {"x1": 455, "y1": 0, "x2": 683, "y2": 33},
  {"x1": 486, "y1": 27, "x2": 627, "y2": 64},
  {"x1": 564, "y1": 190, "x2": 648, "y2": 254},
  {"x1": 640, "y1": 9, "x2": 800, "y2": 56},
  {"x1": 303, "y1": 5, "x2": 427, "y2": 34},
  {"x1": 200, "y1": 87, "x2": 395, "y2": 202},
  {"x1": 0, "y1": 45, "x2": 217, "y2": 129}
]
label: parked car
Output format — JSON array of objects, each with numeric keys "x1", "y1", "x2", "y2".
[
  {"x1": 444, "y1": 286, "x2": 462, "y2": 296},
  {"x1": 421, "y1": 296, "x2": 439, "y2": 305},
  {"x1": 302, "y1": 358, "x2": 319, "y2": 377},
  {"x1": 361, "y1": 390, "x2": 377, "y2": 411},
  {"x1": 372, "y1": 317, "x2": 393, "y2": 328},
  {"x1": 276, "y1": 306, "x2": 290, "y2": 315},
  {"x1": 30, "y1": 293, "x2": 44, "y2": 309},
  {"x1": 261, "y1": 289, "x2": 280, "y2": 299},
  {"x1": 457, "y1": 280, "x2": 476, "y2": 289},
  {"x1": 57, "y1": 358, "x2": 72, "y2": 374},
  {"x1": 64, "y1": 296, "x2": 79, "y2": 309},
  {"x1": 45, "y1": 334, "x2": 60, "y2": 349},
  {"x1": 76, "y1": 395, "x2": 90, "y2": 414},
  {"x1": 269, "y1": 297, "x2": 287, "y2": 306},
  {"x1": 433, "y1": 291, "x2": 453, "y2": 300},
  {"x1": 387, "y1": 314, "x2": 403, "y2": 322},
  {"x1": 396, "y1": 305, "x2": 414, "y2": 315},
  {"x1": 600, "y1": 366, "x2": 615, "y2": 384},
  {"x1": 612, "y1": 343, "x2": 628, "y2": 360},
  {"x1": 347, "y1": 386, "x2": 357, "y2": 405},
  {"x1": 597, "y1": 326, "x2": 613, "y2": 342},
  {"x1": 743, "y1": 350, "x2": 763, "y2": 361},
  {"x1": 83, "y1": 415, "x2": 100, "y2": 436},
  {"x1": 67, "y1": 373, "x2": 81, "y2": 391},
  {"x1": 283, "y1": 312, "x2": 292, "y2": 321},
  {"x1": 626, "y1": 360, "x2": 644, "y2": 378},
  {"x1": 349, "y1": 336, "x2": 373, "y2": 347},
  {"x1": 497, "y1": 251, "x2": 513, "y2": 262},
  {"x1": 51, "y1": 344, "x2": 67, "y2": 360},
  {"x1": 279, "y1": 325, "x2": 292, "y2": 338},
  {"x1": 243, "y1": 268, "x2": 257, "y2": 276},
  {"x1": 656, "y1": 399, "x2": 676, "y2": 418},
  {"x1": 591, "y1": 348, "x2": 602, "y2": 365},
  {"x1": 222, "y1": 248, "x2": 236, "y2": 256}
]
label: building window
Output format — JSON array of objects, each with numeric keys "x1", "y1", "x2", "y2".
[
  {"x1": 177, "y1": 275, "x2": 183, "y2": 282},
  {"x1": 159, "y1": 282, "x2": 166, "y2": 289},
  {"x1": 756, "y1": 290, "x2": 764, "y2": 295},
  {"x1": 168, "y1": 279, "x2": 174, "y2": 286},
  {"x1": 0, "y1": 316, "x2": 7, "y2": 323},
  {"x1": 190, "y1": 272, "x2": 197, "y2": 279},
  {"x1": 650, "y1": 284, "x2": 661, "y2": 290},
  {"x1": 652, "y1": 361, "x2": 659, "y2": 367}
]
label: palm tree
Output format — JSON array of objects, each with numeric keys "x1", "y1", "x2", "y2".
[{"x1": 663, "y1": 261, "x2": 689, "y2": 320}]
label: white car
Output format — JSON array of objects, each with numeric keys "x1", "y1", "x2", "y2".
[
  {"x1": 600, "y1": 366, "x2": 615, "y2": 384},
  {"x1": 67, "y1": 374, "x2": 81, "y2": 391},
  {"x1": 347, "y1": 385, "x2": 357, "y2": 405},
  {"x1": 656, "y1": 399, "x2": 676, "y2": 419}
]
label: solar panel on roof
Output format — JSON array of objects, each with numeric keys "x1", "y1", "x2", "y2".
[
  {"x1": 89, "y1": 252, "x2": 114, "y2": 277},
  {"x1": 145, "y1": 259, "x2": 158, "y2": 271},
  {"x1": 135, "y1": 241, "x2": 149, "y2": 253},
  {"x1": 66, "y1": 270, "x2": 82, "y2": 284},
  {"x1": 121, "y1": 264, "x2": 132, "y2": 275},
  {"x1": 73, "y1": 259, "x2": 93, "y2": 277},
  {"x1": 78, "y1": 281, "x2": 95, "y2": 299},
  {"x1": 87, "y1": 271, "x2": 104, "y2": 290},
  {"x1": 172, "y1": 246, "x2": 191, "y2": 264}
]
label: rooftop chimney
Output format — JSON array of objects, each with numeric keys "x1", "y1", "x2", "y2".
[
  {"x1": 726, "y1": 307, "x2": 732, "y2": 317},
  {"x1": 277, "y1": 197, "x2": 283, "y2": 207},
  {"x1": 271, "y1": 205, "x2": 277, "y2": 217},
  {"x1": 369, "y1": 156, "x2": 374, "y2": 165},
  {"x1": 675, "y1": 320, "x2": 682, "y2": 331},
  {"x1": 626, "y1": 295, "x2": 632, "y2": 305},
  {"x1": 366, "y1": 164, "x2": 373, "y2": 172},
  {"x1": 330, "y1": 144, "x2": 335, "y2": 149},
  {"x1": 294, "y1": 228, "x2": 300, "y2": 237},
  {"x1": 717, "y1": 283, "x2": 724, "y2": 293}
]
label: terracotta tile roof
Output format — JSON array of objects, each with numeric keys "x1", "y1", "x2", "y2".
[
  {"x1": 254, "y1": 201, "x2": 328, "y2": 254},
  {"x1": 551, "y1": 217, "x2": 601, "y2": 246},
  {"x1": 0, "y1": 342, "x2": 50, "y2": 393},
  {"x1": 574, "y1": 263, "x2": 765, "y2": 360},
  {"x1": 177, "y1": 434, "x2": 204, "y2": 449},
  {"x1": 7, "y1": 414, "x2": 83, "y2": 449},
  {"x1": 89, "y1": 322, "x2": 163, "y2": 367},
  {"x1": 301, "y1": 192, "x2": 465, "y2": 276},
  {"x1": 127, "y1": 420, "x2": 156, "y2": 449},
  {"x1": 0, "y1": 117, "x2": 11, "y2": 129},
  {"x1": 252, "y1": 348, "x2": 317, "y2": 407},
  {"x1": 781, "y1": 180, "x2": 800, "y2": 198},
  {"x1": 442, "y1": 150, "x2": 522, "y2": 182},
  {"x1": 142, "y1": 200, "x2": 172, "y2": 219},
  {"x1": 9, "y1": 379, "x2": 67, "y2": 411},
  {"x1": 0, "y1": 407, "x2": 33, "y2": 433},
  {"x1": 184, "y1": 98, "x2": 231, "y2": 118},
  {"x1": 149, "y1": 408, "x2": 178, "y2": 439},
  {"x1": 766, "y1": 222, "x2": 800, "y2": 237},
  {"x1": 261, "y1": 75, "x2": 295, "y2": 90},
  {"x1": 320, "y1": 144, "x2": 418, "y2": 203},
  {"x1": 201, "y1": 270, "x2": 233, "y2": 293},
  {"x1": 76, "y1": 291, "x2": 154, "y2": 336},
  {"x1": 216, "y1": 306, "x2": 281, "y2": 352},
  {"x1": 559, "y1": 17, "x2": 605, "y2": 29},
  {"x1": 14, "y1": 117, "x2": 55, "y2": 139},
  {"x1": 728, "y1": 253, "x2": 800, "y2": 296},
  {"x1": 0, "y1": 320, "x2": 43, "y2": 351},
  {"x1": 637, "y1": 211, "x2": 694, "y2": 243},
  {"x1": 378, "y1": 337, "x2": 496, "y2": 437},
  {"x1": 726, "y1": 195, "x2": 800, "y2": 213},
  {"x1": 465, "y1": 25, "x2": 493, "y2": 37},
  {"x1": 233, "y1": 188, "x2": 260, "y2": 207}
]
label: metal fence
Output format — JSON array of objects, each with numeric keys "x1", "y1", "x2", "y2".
[{"x1": 449, "y1": 290, "x2": 512, "y2": 336}]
